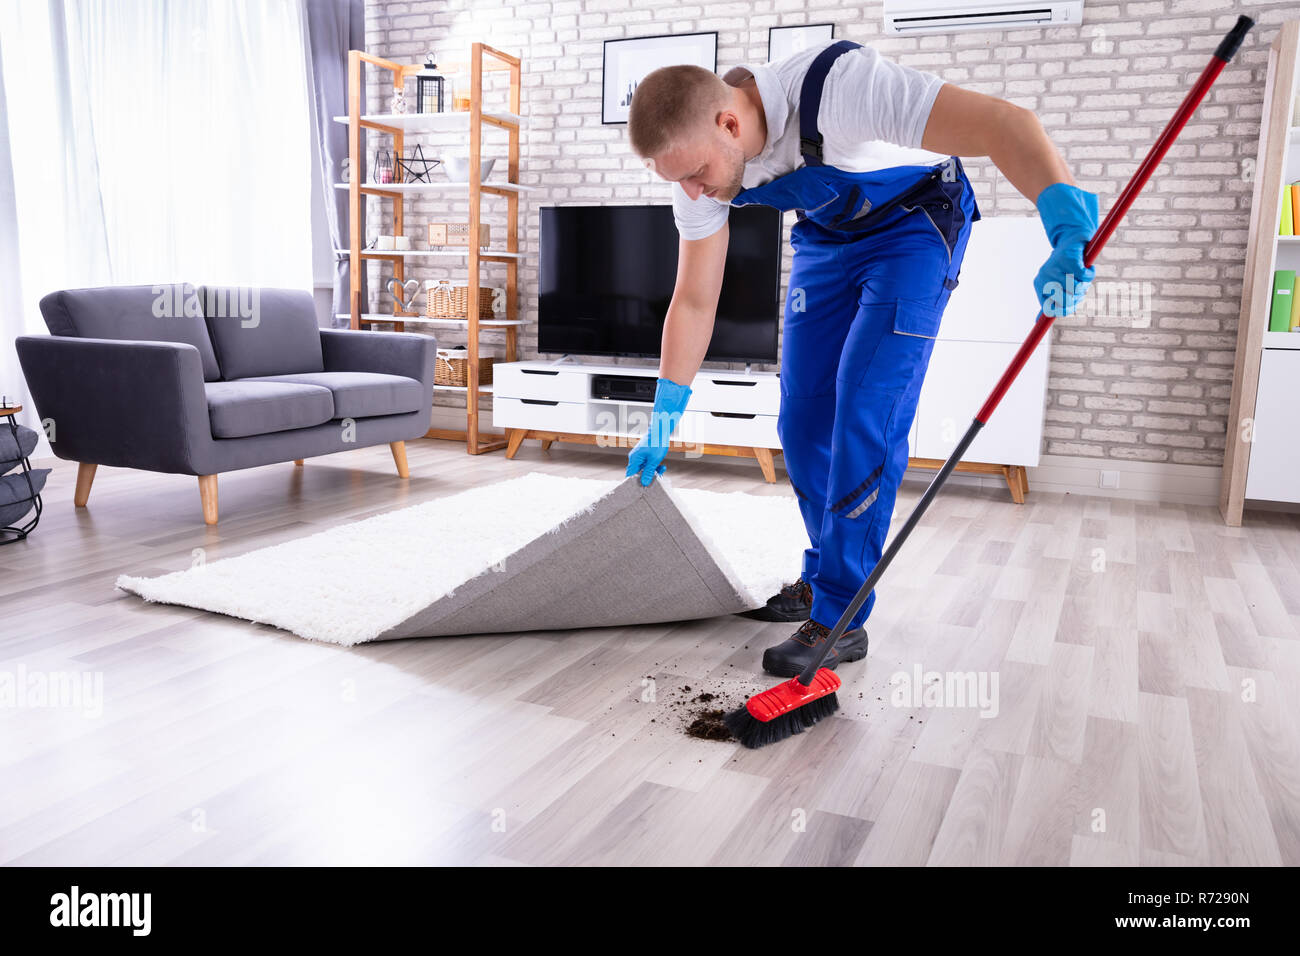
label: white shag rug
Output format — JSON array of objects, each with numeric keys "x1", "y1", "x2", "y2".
[{"x1": 117, "y1": 472, "x2": 808, "y2": 646}]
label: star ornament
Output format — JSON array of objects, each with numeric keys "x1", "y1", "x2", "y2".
[{"x1": 396, "y1": 144, "x2": 440, "y2": 183}]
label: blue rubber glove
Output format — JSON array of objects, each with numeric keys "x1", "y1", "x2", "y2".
[
  {"x1": 1034, "y1": 182, "x2": 1099, "y2": 319},
  {"x1": 626, "y1": 376, "x2": 692, "y2": 487}
]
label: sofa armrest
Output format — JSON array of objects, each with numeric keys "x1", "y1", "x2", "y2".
[
  {"x1": 319, "y1": 328, "x2": 436, "y2": 387},
  {"x1": 15, "y1": 336, "x2": 214, "y2": 474}
]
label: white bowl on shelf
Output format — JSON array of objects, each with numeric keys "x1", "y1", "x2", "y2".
[{"x1": 442, "y1": 155, "x2": 496, "y2": 182}]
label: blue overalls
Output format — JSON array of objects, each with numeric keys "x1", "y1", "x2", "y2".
[{"x1": 731, "y1": 40, "x2": 981, "y2": 632}]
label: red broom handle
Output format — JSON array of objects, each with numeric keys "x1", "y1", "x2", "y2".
[{"x1": 975, "y1": 14, "x2": 1255, "y2": 425}]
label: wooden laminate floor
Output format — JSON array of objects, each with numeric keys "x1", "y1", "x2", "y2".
[{"x1": 2, "y1": 440, "x2": 1298, "y2": 866}]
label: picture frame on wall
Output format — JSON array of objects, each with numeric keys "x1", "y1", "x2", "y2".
[
  {"x1": 601, "y1": 31, "x2": 719, "y2": 125},
  {"x1": 767, "y1": 23, "x2": 835, "y2": 63}
]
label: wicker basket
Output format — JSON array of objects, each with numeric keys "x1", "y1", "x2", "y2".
[
  {"x1": 426, "y1": 280, "x2": 496, "y2": 320},
  {"x1": 435, "y1": 347, "x2": 494, "y2": 387}
]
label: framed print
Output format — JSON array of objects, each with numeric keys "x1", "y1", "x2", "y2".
[
  {"x1": 602, "y1": 31, "x2": 719, "y2": 125},
  {"x1": 767, "y1": 23, "x2": 835, "y2": 63}
]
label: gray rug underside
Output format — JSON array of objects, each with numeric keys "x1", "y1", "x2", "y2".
[{"x1": 373, "y1": 478, "x2": 755, "y2": 640}]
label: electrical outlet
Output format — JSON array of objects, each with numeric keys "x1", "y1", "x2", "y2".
[{"x1": 1099, "y1": 469, "x2": 1120, "y2": 489}]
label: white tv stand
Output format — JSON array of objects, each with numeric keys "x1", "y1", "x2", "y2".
[
  {"x1": 493, "y1": 360, "x2": 784, "y2": 482},
  {"x1": 496, "y1": 218, "x2": 1054, "y2": 496}
]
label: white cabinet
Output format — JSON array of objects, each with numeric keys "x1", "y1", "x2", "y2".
[
  {"x1": 915, "y1": 338, "x2": 1050, "y2": 467},
  {"x1": 913, "y1": 216, "x2": 1053, "y2": 468},
  {"x1": 1245, "y1": 348, "x2": 1300, "y2": 503},
  {"x1": 937, "y1": 217, "x2": 1050, "y2": 344}
]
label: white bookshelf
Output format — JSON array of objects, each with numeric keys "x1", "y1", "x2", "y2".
[{"x1": 1223, "y1": 23, "x2": 1300, "y2": 521}]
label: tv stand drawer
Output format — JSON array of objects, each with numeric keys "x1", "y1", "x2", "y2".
[
  {"x1": 494, "y1": 396, "x2": 589, "y2": 432},
  {"x1": 680, "y1": 409, "x2": 780, "y2": 448},
  {"x1": 688, "y1": 375, "x2": 780, "y2": 415},
  {"x1": 494, "y1": 365, "x2": 589, "y2": 402}
]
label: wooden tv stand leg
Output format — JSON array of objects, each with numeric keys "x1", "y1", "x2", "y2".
[
  {"x1": 753, "y1": 447, "x2": 777, "y2": 483},
  {"x1": 1002, "y1": 464, "x2": 1028, "y2": 504},
  {"x1": 505, "y1": 428, "x2": 528, "y2": 459},
  {"x1": 908, "y1": 457, "x2": 1029, "y2": 504}
]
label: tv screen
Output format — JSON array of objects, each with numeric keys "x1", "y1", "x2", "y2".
[{"x1": 538, "y1": 204, "x2": 781, "y2": 363}]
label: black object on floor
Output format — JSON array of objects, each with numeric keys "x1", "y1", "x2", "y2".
[{"x1": 0, "y1": 406, "x2": 44, "y2": 544}]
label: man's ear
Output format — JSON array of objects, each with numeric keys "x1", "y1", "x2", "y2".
[{"x1": 717, "y1": 108, "x2": 741, "y2": 139}]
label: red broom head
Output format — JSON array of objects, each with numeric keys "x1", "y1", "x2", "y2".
[{"x1": 745, "y1": 668, "x2": 841, "y2": 722}]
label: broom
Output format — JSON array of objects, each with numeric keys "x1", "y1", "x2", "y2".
[{"x1": 725, "y1": 14, "x2": 1256, "y2": 750}]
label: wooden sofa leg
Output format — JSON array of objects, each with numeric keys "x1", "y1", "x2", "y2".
[
  {"x1": 389, "y1": 441, "x2": 409, "y2": 479},
  {"x1": 74, "y1": 463, "x2": 97, "y2": 507},
  {"x1": 293, "y1": 459, "x2": 304, "y2": 466},
  {"x1": 198, "y1": 475, "x2": 219, "y2": 525}
]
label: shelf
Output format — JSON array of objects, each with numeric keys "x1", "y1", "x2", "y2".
[
  {"x1": 434, "y1": 383, "x2": 494, "y2": 393},
  {"x1": 1278, "y1": 235, "x2": 1300, "y2": 242},
  {"x1": 333, "y1": 110, "x2": 521, "y2": 130},
  {"x1": 339, "y1": 313, "x2": 525, "y2": 328},
  {"x1": 335, "y1": 181, "x2": 535, "y2": 194},
  {"x1": 333, "y1": 248, "x2": 523, "y2": 260},
  {"x1": 1263, "y1": 331, "x2": 1300, "y2": 349},
  {"x1": 344, "y1": 43, "x2": 522, "y2": 457}
]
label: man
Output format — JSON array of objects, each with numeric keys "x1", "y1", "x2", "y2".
[{"x1": 625, "y1": 39, "x2": 1097, "y2": 678}]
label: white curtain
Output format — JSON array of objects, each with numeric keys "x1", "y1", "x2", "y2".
[{"x1": 0, "y1": 0, "x2": 314, "y2": 445}]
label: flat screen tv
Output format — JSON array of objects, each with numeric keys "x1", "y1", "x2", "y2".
[{"x1": 538, "y1": 204, "x2": 781, "y2": 363}]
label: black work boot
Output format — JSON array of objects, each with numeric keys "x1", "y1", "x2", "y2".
[
  {"x1": 761, "y1": 618, "x2": 869, "y2": 678},
  {"x1": 741, "y1": 576, "x2": 813, "y2": 622}
]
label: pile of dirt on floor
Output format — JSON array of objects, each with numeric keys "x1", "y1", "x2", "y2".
[
  {"x1": 684, "y1": 705, "x2": 733, "y2": 741},
  {"x1": 664, "y1": 685, "x2": 743, "y2": 742}
]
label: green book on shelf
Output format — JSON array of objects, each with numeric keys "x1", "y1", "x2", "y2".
[
  {"x1": 1293, "y1": 275, "x2": 1300, "y2": 331},
  {"x1": 1271, "y1": 270, "x2": 1296, "y2": 332},
  {"x1": 1284, "y1": 187, "x2": 1296, "y2": 237}
]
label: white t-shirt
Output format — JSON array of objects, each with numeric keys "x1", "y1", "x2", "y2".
[{"x1": 672, "y1": 42, "x2": 947, "y2": 240}]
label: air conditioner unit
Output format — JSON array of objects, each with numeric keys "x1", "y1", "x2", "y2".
[{"x1": 883, "y1": 0, "x2": 1084, "y2": 35}]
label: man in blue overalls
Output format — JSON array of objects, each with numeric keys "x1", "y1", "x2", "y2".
[{"x1": 625, "y1": 40, "x2": 1097, "y2": 677}]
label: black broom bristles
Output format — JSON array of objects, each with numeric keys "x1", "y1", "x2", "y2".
[{"x1": 723, "y1": 693, "x2": 840, "y2": 749}]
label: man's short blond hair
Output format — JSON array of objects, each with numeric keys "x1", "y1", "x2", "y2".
[{"x1": 627, "y1": 64, "x2": 729, "y2": 158}]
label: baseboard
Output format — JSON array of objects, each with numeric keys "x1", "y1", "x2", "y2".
[{"x1": 1017, "y1": 452, "x2": 1226, "y2": 507}]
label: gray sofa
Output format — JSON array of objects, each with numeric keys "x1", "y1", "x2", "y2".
[{"x1": 16, "y1": 283, "x2": 436, "y2": 524}]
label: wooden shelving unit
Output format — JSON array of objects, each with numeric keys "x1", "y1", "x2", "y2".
[
  {"x1": 1221, "y1": 20, "x2": 1300, "y2": 524},
  {"x1": 340, "y1": 44, "x2": 528, "y2": 455}
]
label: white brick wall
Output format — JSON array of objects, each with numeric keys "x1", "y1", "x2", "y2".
[{"x1": 361, "y1": 0, "x2": 1296, "y2": 467}]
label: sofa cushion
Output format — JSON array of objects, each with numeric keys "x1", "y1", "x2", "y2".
[
  {"x1": 0, "y1": 423, "x2": 39, "y2": 477},
  {"x1": 241, "y1": 371, "x2": 424, "y2": 419},
  {"x1": 38, "y1": 284, "x2": 222, "y2": 381},
  {"x1": 204, "y1": 381, "x2": 334, "y2": 440},
  {"x1": 201, "y1": 286, "x2": 324, "y2": 380},
  {"x1": 0, "y1": 468, "x2": 49, "y2": 528}
]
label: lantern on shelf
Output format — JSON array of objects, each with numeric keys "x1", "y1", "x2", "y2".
[
  {"x1": 416, "y1": 52, "x2": 445, "y2": 114},
  {"x1": 373, "y1": 147, "x2": 395, "y2": 185}
]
